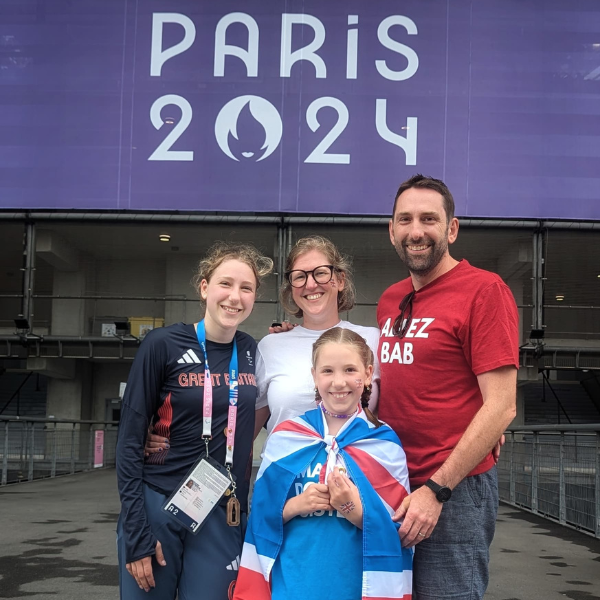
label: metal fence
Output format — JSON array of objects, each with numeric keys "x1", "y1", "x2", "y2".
[
  {"x1": 497, "y1": 424, "x2": 600, "y2": 538},
  {"x1": 0, "y1": 416, "x2": 118, "y2": 485}
]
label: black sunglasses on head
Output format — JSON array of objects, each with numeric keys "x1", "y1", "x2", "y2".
[{"x1": 392, "y1": 290, "x2": 415, "y2": 338}]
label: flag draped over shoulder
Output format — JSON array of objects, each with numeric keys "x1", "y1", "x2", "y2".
[{"x1": 233, "y1": 408, "x2": 413, "y2": 600}]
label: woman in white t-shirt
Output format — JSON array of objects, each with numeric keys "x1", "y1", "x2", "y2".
[
  {"x1": 254, "y1": 235, "x2": 380, "y2": 437},
  {"x1": 145, "y1": 236, "x2": 379, "y2": 450}
]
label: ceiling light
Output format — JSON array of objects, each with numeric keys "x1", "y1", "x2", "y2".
[
  {"x1": 159, "y1": 233, "x2": 171, "y2": 242},
  {"x1": 555, "y1": 295, "x2": 564, "y2": 301},
  {"x1": 164, "y1": 117, "x2": 175, "y2": 125}
]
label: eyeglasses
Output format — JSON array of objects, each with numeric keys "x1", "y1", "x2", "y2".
[
  {"x1": 392, "y1": 290, "x2": 415, "y2": 338},
  {"x1": 286, "y1": 265, "x2": 336, "y2": 288}
]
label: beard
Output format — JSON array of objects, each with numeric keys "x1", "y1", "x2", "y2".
[{"x1": 393, "y1": 231, "x2": 449, "y2": 276}]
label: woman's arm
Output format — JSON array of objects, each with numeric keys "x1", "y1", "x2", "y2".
[
  {"x1": 254, "y1": 406, "x2": 270, "y2": 440},
  {"x1": 116, "y1": 330, "x2": 167, "y2": 566}
]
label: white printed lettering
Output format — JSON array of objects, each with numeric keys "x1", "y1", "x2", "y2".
[
  {"x1": 376, "y1": 100, "x2": 417, "y2": 166},
  {"x1": 404, "y1": 318, "x2": 420, "y2": 338},
  {"x1": 214, "y1": 13, "x2": 259, "y2": 77},
  {"x1": 403, "y1": 342, "x2": 414, "y2": 364},
  {"x1": 305, "y1": 98, "x2": 350, "y2": 164},
  {"x1": 280, "y1": 14, "x2": 327, "y2": 78},
  {"x1": 150, "y1": 13, "x2": 196, "y2": 77},
  {"x1": 381, "y1": 318, "x2": 392, "y2": 338},
  {"x1": 148, "y1": 95, "x2": 194, "y2": 161},
  {"x1": 346, "y1": 15, "x2": 358, "y2": 79},
  {"x1": 375, "y1": 16, "x2": 419, "y2": 81},
  {"x1": 416, "y1": 318, "x2": 435, "y2": 338},
  {"x1": 380, "y1": 341, "x2": 390, "y2": 362},
  {"x1": 390, "y1": 342, "x2": 403, "y2": 363}
]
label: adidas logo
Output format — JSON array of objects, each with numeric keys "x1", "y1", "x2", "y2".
[
  {"x1": 178, "y1": 349, "x2": 202, "y2": 364},
  {"x1": 226, "y1": 555, "x2": 240, "y2": 571}
]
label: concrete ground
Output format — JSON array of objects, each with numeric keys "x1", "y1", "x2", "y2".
[{"x1": 0, "y1": 469, "x2": 598, "y2": 599}]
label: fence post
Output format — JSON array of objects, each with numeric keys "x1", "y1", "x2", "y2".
[
  {"x1": 51, "y1": 423, "x2": 57, "y2": 478},
  {"x1": 532, "y1": 432, "x2": 539, "y2": 513},
  {"x1": 2, "y1": 422, "x2": 9, "y2": 486},
  {"x1": 28, "y1": 422, "x2": 35, "y2": 481},
  {"x1": 20, "y1": 424, "x2": 26, "y2": 474},
  {"x1": 87, "y1": 426, "x2": 94, "y2": 471},
  {"x1": 70, "y1": 423, "x2": 76, "y2": 474},
  {"x1": 559, "y1": 432, "x2": 566, "y2": 525},
  {"x1": 594, "y1": 431, "x2": 600, "y2": 538},
  {"x1": 509, "y1": 432, "x2": 515, "y2": 504}
]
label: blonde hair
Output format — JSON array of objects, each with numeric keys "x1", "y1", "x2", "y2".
[
  {"x1": 281, "y1": 236, "x2": 356, "y2": 318},
  {"x1": 192, "y1": 241, "x2": 273, "y2": 298},
  {"x1": 312, "y1": 327, "x2": 381, "y2": 428}
]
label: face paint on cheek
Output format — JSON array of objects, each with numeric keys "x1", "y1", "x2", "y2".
[
  {"x1": 355, "y1": 379, "x2": 363, "y2": 389},
  {"x1": 330, "y1": 280, "x2": 336, "y2": 288}
]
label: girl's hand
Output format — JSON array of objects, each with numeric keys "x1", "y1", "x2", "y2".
[
  {"x1": 283, "y1": 483, "x2": 331, "y2": 522},
  {"x1": 327, "y1": 467, "x2": 363, "y2": 528},
  {"x1": 144, "y1": 430, "x2": 169, "y2": 457},
  {"x1": 126, "y1": 540, "x2": 166, "y2": 592}
]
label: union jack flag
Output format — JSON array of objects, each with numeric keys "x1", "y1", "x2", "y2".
[{"x1": 233, "y1": 408, "x2": 413, "y2": 600}]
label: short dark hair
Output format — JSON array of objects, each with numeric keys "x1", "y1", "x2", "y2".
[{"x1": 393, "y1": 174, "x2": 455, "y2": 223}]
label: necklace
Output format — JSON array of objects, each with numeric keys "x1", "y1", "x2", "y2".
[{"x1": 320, "y1": 402, "x2": 358, "y2": 419}]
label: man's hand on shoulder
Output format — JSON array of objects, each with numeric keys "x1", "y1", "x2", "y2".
[
  {"x1": 268, "y1": 321, "x2": 297, "y2": 334},
  {"x1": 393, "y1": 486, "x2": 443, "y2": 548}
]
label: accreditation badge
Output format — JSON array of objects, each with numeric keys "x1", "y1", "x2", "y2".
[{"x1": 162, "y1": 455, "x2": 233, "y2": 534}]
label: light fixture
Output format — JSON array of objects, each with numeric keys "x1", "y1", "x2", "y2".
[
  {"x1": 159, "y1": 233, "x2": 171, "y2": 242},
  {"x1": 14, "y1": 318, "x2": 30, "y2": 330},
  {"x1": 164, "y1": 117, "x2": 175, "y2": 125},
  {"x1": 114, "y1": 321, "x2": 130, "y2": 335},
  {"x1": 555, "y1": 295, "x2": 564, "y2": 301}
]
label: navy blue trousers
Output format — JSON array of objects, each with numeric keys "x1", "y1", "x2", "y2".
[{"x1": 117, "y1": 484, "x2": 245, "y2": 600}]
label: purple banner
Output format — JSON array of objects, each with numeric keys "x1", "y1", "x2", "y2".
[{"x1": 1, "y1": 1, "x2": 600, "y2": 219}]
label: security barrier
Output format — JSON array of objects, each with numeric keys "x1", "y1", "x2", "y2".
[
  {"x1": 0, "y1": 416, "x2": 118, "y2": 485},
  {"x1": 497, "y1": 424, "x2": 600, "y2": 538}
]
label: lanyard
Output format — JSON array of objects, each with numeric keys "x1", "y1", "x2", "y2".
[{"x1": 196, "y1": 320, "x2": 239, "y2": 466}]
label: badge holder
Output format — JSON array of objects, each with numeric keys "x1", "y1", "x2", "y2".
[
  {"x1": 225, "y1": 463, "x2": 241, "y2": 527},
  {"x1": 162, "y1": 437, "x2": 237, "y2": 534}
]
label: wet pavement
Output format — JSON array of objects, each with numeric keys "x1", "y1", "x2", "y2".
[
  {"x1": 0, "y1": 469, "x2": 598, "y2": 599},
  {"x1": 0, "y1": 470, "x2": 119, "y2": 599}
]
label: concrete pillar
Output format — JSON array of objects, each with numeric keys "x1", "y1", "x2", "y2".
[
  {"x1": 165, "y1": 254, "x2": 199, "y2": 325},
  {"x1": 91, "y1": 363, "x2": 132, "y2": 422},
  {"x1": 44, "y1": 361, "x2": 92, "y2": 420},
  {"x1": 46, "y1": 376, "x2": 83, "y2": 420},
  {"x1": 51, "y1": 270, "x2": 86, "y2": 336}
]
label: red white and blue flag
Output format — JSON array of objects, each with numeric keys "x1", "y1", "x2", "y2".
[{"x1": 233, "y1": 408, "x2": 413, "y2": 600}]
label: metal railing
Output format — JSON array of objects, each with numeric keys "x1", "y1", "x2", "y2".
[
  {"x1": 497, "y1": 424, "x2": 600, "y2": 538},
  {"x1": 0, "y1": 416, "x2": 119, "y2": 485}
]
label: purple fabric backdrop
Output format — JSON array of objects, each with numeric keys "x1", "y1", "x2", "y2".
[{"x1": 1, "y1": 0, "x2": 599, "y2": 218}]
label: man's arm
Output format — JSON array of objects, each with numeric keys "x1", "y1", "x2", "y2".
[{"x1": 394, "y1": 365, "x2": 517, "y2": 547}]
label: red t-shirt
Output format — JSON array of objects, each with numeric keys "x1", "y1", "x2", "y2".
[{"x1": 377, "y1": 260, "x2": 519, "y2": 487}]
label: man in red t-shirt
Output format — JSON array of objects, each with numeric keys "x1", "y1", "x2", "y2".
[{"x1": 378, "y1": 174, "x2": 519, "y2": 599}]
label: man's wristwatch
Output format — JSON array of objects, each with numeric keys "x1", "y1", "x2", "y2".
[{"x1": 424, "y1": 478, "x2": 452, "y2": 503}]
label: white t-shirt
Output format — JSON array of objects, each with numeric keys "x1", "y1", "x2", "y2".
[{"x1": 255, "y1": 320, "x2": 381, "y2": 436}]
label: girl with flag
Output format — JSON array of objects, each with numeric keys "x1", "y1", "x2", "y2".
[{"x1": 233, "y1": 327, "x2": 413, "y2": 600}]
